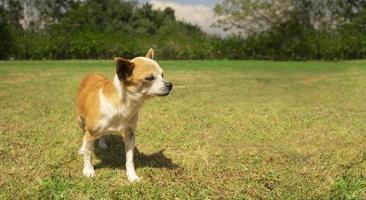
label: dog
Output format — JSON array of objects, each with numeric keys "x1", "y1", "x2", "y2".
[{"x1": 76, "y1": 48, "x2": 172, "y2": 182}]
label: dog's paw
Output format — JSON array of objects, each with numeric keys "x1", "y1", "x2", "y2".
[
  {"x1": 127, "y1": 173, "x2": 140, "y2": 183},
  {"x1": 83, "y1": 168, "x2": 95, "y2": 178}
]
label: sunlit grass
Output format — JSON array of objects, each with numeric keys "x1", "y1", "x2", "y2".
[{"x1": 0, "y1": 60, "x2": 365, "y2": 199}]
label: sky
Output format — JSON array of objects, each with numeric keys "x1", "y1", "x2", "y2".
[{"x1": 139, "y1": 0, "x2": 224, "y2": 35}]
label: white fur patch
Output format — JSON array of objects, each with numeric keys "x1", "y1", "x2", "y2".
[
  {"x1": 97, "y1": 86, "x2": 141, "y2": 133},
  {"x1": 113, "y1": 75, "x2": 123, "y2": 97},
  {"x1": 146, "y1": 75, "x2": 167, "y2": 95}
]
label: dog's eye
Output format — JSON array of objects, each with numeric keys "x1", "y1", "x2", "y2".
[
  {"x1": 161, "y1": 73, "x2": 164, "y2": 78},
  {"x1": 145, "y1": 75, "x2": 155, "y2": 81}
]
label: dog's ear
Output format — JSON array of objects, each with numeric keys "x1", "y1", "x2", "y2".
[
  {"x1": 114, "y1": 57, "x2": 134, "y2": 82},
  {"x1": 145, "y1": 48, "x2": 154, "y2": 60}
]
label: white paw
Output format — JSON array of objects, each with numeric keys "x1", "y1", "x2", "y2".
[
  {"x1": 83, "y1": 167, "x2": 95, "y2": 178},
  {"x1": 127, "y1": 172, "x2": 140, "y2": 183}
]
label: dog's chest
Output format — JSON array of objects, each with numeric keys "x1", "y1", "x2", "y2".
[{"x1": 97, "y1": 93, "x2": 139, "y2": 132}]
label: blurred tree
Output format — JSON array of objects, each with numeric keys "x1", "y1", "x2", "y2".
[
  {"x1": 163, "y1": 7, "x2": 175, "y2": 21},
  {"x1": 0, "y1": 6, "x2": 13, "y2": 59},
  {"x1": 341, "y1": 0, "x2": 366, "y2": 19},
  {"x1": 34, "y1": 0, "x2": 78, "y2": 26},
  {"x1": 132, "y1": 3, "x2": 174, "y2": 34},
  {"x1": 0, "y1": 0, "x2": 23, "y2": 29},
  {"x1": 214, "y1": 0, "x2": 294, "y2": 36},
  {"x1": 214, "y1": 0, "x2": 366, "y2": 35},
  {"x1": 59, "y1": 0, "x2": 137, "y2": 31}
]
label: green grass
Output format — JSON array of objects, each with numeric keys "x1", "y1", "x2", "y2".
[{"x1": 0, "y1": 60, "x2": 365, "y2": 199}]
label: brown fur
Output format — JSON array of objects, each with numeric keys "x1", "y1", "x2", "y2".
[
  {"x1": 76, "y1": 58, "x2": 157, "y2": 138},
  {"x1": 126, "y1": 58, "x2": 156, "y2": 88},
  {"x1": 77, "y1": 74, "x2": 120, "y2": 138},
  {"x1": 76, "y1": 49, "x2": 172, "y2": 180}
]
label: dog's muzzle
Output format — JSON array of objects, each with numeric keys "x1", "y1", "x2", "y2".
[{"x1": 158, "y1": 81, "x2": 173, "y2": 96}]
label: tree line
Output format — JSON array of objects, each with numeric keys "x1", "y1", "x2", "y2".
[{"x1": 1, "y1": 0, "x2": 366, "y2": 60}]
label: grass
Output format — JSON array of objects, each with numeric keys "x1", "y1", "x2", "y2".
[{"x1": 0, "y1": 60, "x2": 365, "y2": 199}]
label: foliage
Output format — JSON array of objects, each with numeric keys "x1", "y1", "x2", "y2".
[
  {"x1": 0, "y1": 23, "x2": 12, "y2": 59},
  {"x1": 0, "y1": 0, "x2": 366, "y2": 60},
  {"x1": 0, "y1": 0, "x2": 215, "y2": 60},
  {"x1": 214, "y1": 0, "x2": 293, "y2": 36},
  {"x1": 213, "y1": 0, "x2": 366, "y2": 60}
]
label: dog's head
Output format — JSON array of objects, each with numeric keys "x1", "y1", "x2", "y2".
[{"x1": 114, "y1": 48, "x2": 172, "y2": 97}]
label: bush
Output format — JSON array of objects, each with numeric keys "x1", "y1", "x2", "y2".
[{"x1": 0, "y1": 23, "x2": 13, "y2": 59}]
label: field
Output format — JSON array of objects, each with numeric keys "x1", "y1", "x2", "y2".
[{"x1": 0, "y1": 60, "x2": 365, "y2": 199}]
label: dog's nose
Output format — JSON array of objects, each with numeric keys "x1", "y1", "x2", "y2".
[{"x1": 165, "y1": 81, "x2": 173, "y2": 90}]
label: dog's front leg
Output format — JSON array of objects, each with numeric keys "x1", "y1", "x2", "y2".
[{"x1": 124, "y1": 127, "x2": 139, "y2": 182}]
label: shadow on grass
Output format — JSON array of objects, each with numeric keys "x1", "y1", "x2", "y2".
[{"x1": 93, "y1": 135, "x2": 178, "y2": 170}]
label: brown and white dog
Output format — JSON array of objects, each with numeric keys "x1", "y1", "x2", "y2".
[{"x1": 76, "y1": 48, "x2": 172, "y2": 182}]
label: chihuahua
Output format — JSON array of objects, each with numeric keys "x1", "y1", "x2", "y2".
[{"x1": 77, "y1": 48, "x2": 172, "y2": 182}]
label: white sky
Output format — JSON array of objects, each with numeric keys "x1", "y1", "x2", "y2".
[{"x1": 139, "y1": 0, "x2": 225, "y2": 35}]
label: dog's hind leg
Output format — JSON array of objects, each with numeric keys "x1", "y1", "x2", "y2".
[{"x1": 79, "y1": 132, "x2": 95, "y2": 178}]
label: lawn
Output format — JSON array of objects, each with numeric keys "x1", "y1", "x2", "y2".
[{"x1": 0, "y1": 60, "x2": 365, "y2": 199}]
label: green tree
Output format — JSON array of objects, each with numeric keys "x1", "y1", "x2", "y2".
[
  {"x1": 214, "y1": 0, "x2": 293, "y2": 36},
  {"x1": 0, "y1": 0, "x2": 23, "y2": 29},
  {"x1": 58, "y1": 0, "x2": 137, "y2": 31},
  {"x1": 214, "y1": 0, "x2": 366, "y2": 35},
  {"x1": 34, "y1": 0, "x2": 78, "y2": 26},
  {"x1": 132, "y1": 3, "x2": 174, "y2": 34},
  {"x1": 0, "y1": 6, "x2": 13, "y2": 59}
]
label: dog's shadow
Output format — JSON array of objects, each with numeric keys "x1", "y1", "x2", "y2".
[{"x1": 93, "y1": 135, "x2": 178, "y2": 170}]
